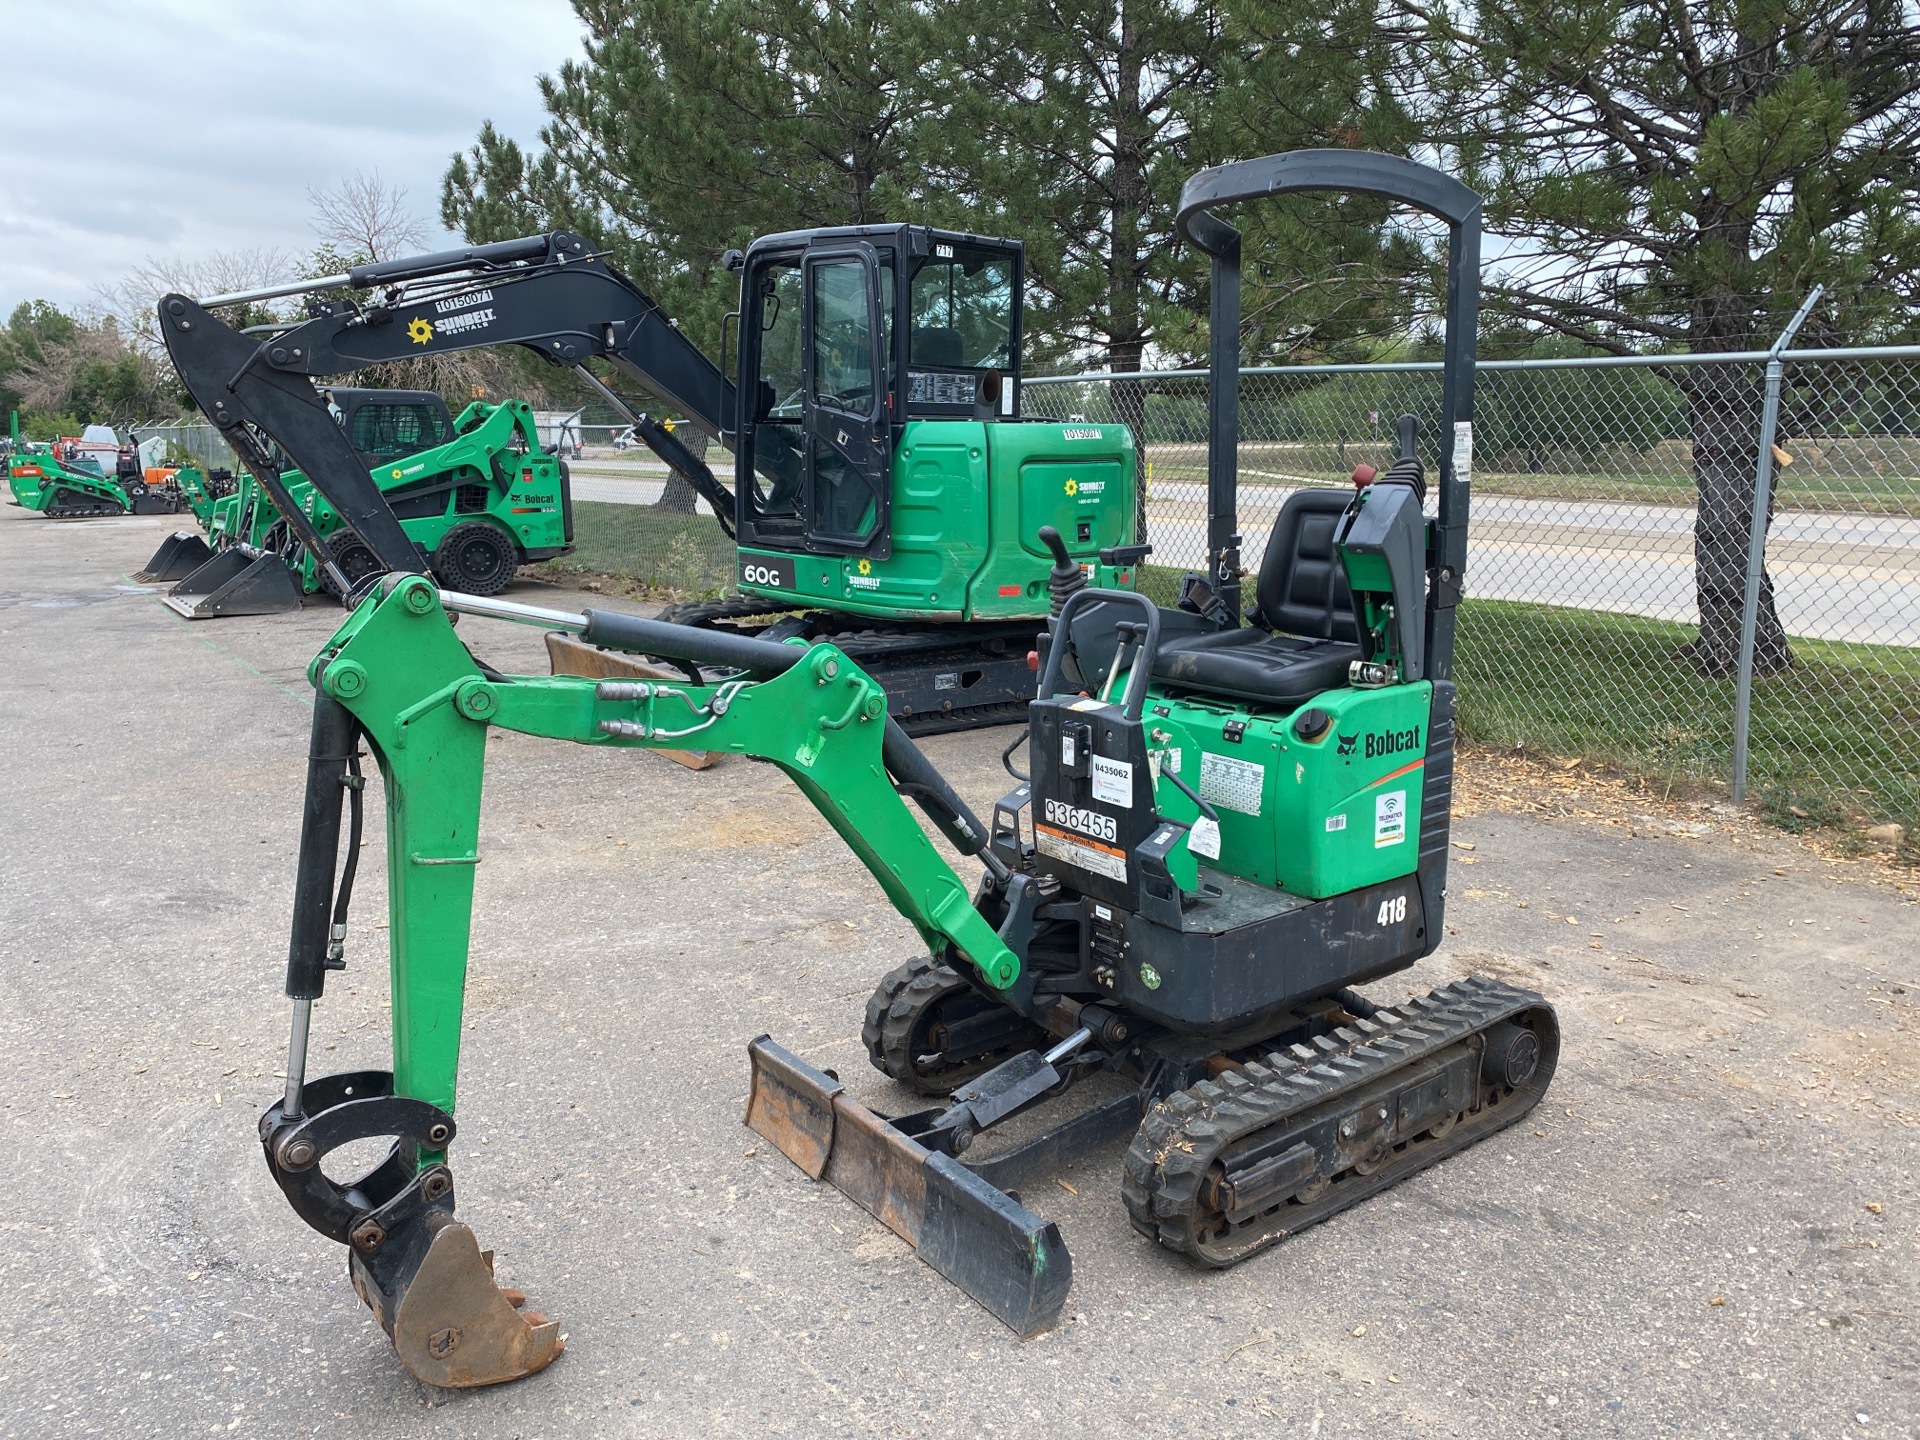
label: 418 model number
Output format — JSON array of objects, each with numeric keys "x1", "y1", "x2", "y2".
[{"x1": 1376, "y1": 894, "x2": 1408, "y2": 926}]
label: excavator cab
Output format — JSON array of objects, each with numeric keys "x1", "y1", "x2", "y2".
[{"x1": 733, "y1": 226, "x2": 1023, "y2": 562}]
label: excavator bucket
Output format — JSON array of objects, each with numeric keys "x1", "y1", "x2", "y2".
[
  {"x1": 745, "y1": 1036, "x2": 1071, "y2": 1338},
  {"x1": 164, "y1": 546, "x2": 304, "y2": 619},
  {"x1": 133, "y1": 530, "x2": 214, "y2": 583},
  {"x1": 349, "y1": 1211, "x2": 564, "y2": 1388}
]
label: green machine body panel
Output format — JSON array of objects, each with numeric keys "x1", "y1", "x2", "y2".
[
  {"x1": 734, "y1": 418, "x2": 1139, "y2": 621},
  {"x1": 1145, "y1": 681, "x2": 1431, "y2": 900}
]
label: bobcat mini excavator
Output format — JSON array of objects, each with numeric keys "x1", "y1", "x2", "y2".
[
  {"x1": 158, "y1": 220, "x2": 1142, "y2": 732},
  {"x1": 247, "y1": 152, "x2": 1557, "y2": 1387}
]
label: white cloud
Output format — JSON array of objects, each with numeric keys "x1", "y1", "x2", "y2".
[{"x1": 0, "y1": 0, "x2": 584, "y2": 316}]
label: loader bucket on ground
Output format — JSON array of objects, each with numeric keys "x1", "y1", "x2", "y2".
[
  {"x1": 163, "y1": 546, "x2": 303, "y2": 619},
  {"x1": 133, "y1": 531, "x2": 214, "y2": 583},
  {"x1": 746, "y1": 1035, "x2": 1071, "y2": 1337}
]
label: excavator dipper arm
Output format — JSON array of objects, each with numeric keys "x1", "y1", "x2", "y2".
[{"x1": 263, "y1": 578, "x2": 1057, "y2": 1385}]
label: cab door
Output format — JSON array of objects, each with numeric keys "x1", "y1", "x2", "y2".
[{"x1": 801, "y1": 244, "x2": 891, "y2": 558}]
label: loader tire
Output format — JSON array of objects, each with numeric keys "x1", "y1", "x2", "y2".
[
  {"x1": 321, "y1": 532, "x2": 383, "y2": 597},
  {"x1": 434, "y1": 521, "x2": 518, "y2": 596},
  {"x1": 862, "y1": 953, "x2": 1043, "y2": 1096}
]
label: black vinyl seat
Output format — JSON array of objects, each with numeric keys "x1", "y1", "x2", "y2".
[{"x1": 1151, "y1": 488, "x2": 1362, "y2": 708}]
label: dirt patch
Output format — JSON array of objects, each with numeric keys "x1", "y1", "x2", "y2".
[{"x1": 1457, "y1": 745, "x2": 1919, "y2": 890}]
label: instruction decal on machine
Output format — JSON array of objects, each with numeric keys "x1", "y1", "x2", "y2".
[
  {"x1": 1035, "y1": 822, "x2": 1128, "y2": 883},
  {"x1": 1090, "y1": 754, "x2": 1133, "y2": 807},
  {"x1": 1375, "y1": 789, "x2": 1408, "y2": 848},
  {"x1": 1453, "y1": 421, "x2": 1474, "y2": 489},
  {"x1": 1200, "y1": 751, "x2": 1264, "y2": 816},
  {"x1": 1188, "y1": 815, "x2": 1221, "y2": 860}
]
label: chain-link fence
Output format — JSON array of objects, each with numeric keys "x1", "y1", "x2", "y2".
[
  {"x1": 1028, "y1": 348, "x2": 1920, "y2": 847},
  {"x1": 137, "y1": 419, "x2": 242, "y2": 475},
  {"x1": 144, "y1": 353, "x2": 1917, "y2": 845}
]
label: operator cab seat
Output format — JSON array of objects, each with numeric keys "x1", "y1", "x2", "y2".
[
  {"x1": 1151, "y1": 488, "x2": 1363, "y2": 709},
  {"x1": 912, "y1": 325, "x2": 966, "y2": 367}
]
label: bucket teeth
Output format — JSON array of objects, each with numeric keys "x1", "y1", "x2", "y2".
[{"x1": 746, "y1": 1035, "x2": 1071, "y2": 1338}]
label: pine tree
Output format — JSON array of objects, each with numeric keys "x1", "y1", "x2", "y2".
[{"x1": 1400, "y1": 0, "x2": 1920, "y2": 674}]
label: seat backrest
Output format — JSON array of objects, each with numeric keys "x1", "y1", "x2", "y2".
[
  {"x1": 1252, "y1": 488, "x2": 1360, "y2": 642},
  {"x1": 912, "y1": 326, "x2": 966, "y2": 368}
]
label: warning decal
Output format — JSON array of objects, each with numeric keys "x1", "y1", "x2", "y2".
[{"x1": 1036, "y1": 822, "x2": 1129, "y2": 883}]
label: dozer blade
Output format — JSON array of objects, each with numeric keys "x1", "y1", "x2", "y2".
[
  {"x1": 746, "y1": 1036, "x2": 1071, "y2": 1337},
  {"x1": 349, "y1": 1210, "x2": 564, "y2": 1389},
  {"x1": 133, "y1": 530, "x2": 213, "y2": 583},
  {"x1": 164, "y1": 546, "x2": 304, "y2": 619}
]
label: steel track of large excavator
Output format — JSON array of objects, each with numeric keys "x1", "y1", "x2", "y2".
[{"x1": 1122, "y1": 978, "x2": 1559, "y2": 1265}]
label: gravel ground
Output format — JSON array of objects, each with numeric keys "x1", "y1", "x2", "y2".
[{"x1": 1, "y1": 511, "x2": 1915, "y2": 1439}]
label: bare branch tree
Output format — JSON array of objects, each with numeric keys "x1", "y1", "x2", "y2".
[
  {"x1": 308, "y1": 170, "x2": 428, "y2": 263},
  {"x1": 93, "y1": 248, "x2": 299, "y2": 356}
]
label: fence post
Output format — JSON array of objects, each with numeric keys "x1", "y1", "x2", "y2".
[{"x1": 1730, "y1": 286, "x2": 1822, "y2": 805}]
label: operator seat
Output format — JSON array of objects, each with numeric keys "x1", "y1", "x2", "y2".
[
  {"x1": 1151, "y1": 488, "x2": 1364, "y2": 708},
  {"x1": 913, "y1": 326, "x2": 966, "y2": 367}
]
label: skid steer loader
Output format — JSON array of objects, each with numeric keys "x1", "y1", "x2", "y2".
[
  {"x1": 5, "y1": 413, "x2": 196, "y2": 518},
  {"x1": 248, "y1": 151, "x2": 1557, "y2": 1387},
  {"x1": 138, "y1": 391, "x2": 573, "y2": 618}
]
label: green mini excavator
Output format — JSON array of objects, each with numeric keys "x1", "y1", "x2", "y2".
[{"x1": 251, "y1": 152, "x2": 1558, "y2": 1387}]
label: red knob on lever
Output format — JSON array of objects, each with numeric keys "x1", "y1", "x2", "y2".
[
  {"x1": 1026, "y1": 650, "x2": 1040, "y2": 671},
  {"x1": 1351, "y1": 463, "x2": 1378, "y2": 488}
]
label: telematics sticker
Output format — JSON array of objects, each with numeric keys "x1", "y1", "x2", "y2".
[
  {"x1": 1091, "y1": 754, "x2": 1133, "y2": 807},
  {"x1": 1375, "y1": 789, "x2": 1408, "y2": 848},
  {"x1": 1200, "y1": 752, "x2": 1264, "y2": 816}
]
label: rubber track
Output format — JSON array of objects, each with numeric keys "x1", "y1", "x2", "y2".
[{"x1": 1121, "y1": 976, "x2": 1557, "y2": 1267}]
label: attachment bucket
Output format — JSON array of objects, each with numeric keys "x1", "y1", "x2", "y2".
[
  {"x1": 134, "y1": 531, "x2": 214, "y2": 583},
  {"x1": 745, "y1": 1036, "x2": 1071, "y2": 1337},
  {"x1": 164, "y1": 546, "x2": 304, "y2": 619}
]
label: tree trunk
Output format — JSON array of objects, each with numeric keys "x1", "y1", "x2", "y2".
[
  {"x1": 652, "y1": 427, "x2": 710, "y2": 514},
  {"x1": 1679, "y1": 363, "x2": 1791, "y2": 677}
]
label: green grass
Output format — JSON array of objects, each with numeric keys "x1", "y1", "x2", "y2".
[
  {"x1": 1140, "y1": 453, "x2": 1920, "y2": 515},
  {"x1": 1455, "y1": 600, "x2": 1919, "y2": 851},
  {"x1": 546, "y1": 505, "x2": 1917, "y2": 855},
  {"x1": 1140, "y1": 570, "x2": 1916, "y2": 848},
  {"x1": 530, "y1": 500, "x2": 735, "y2": 598}
]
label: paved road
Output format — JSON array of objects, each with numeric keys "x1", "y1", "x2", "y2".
[
  {"x1": 2, "y1": 511, "x2": 1915, "y2": 1438},
  {"x1": 566, "y1": 463, "x2": 1917, "y2": 646}
]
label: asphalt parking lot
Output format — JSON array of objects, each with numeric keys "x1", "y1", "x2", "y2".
[{"x1": 1, "y1": 512, "x2": 1915, "y2": 1439}]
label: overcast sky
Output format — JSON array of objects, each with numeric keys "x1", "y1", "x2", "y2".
[{"x1": 0, "y1": 0, "x2": 586, "y2": 316}]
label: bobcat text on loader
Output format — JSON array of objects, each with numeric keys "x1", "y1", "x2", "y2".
[
  {"x1": 250, "y1": 151, "x2": 1557, "y2": 1388},
  {"x1": 158, "y1": 215, "x2": 1143, "y2": 733}
]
